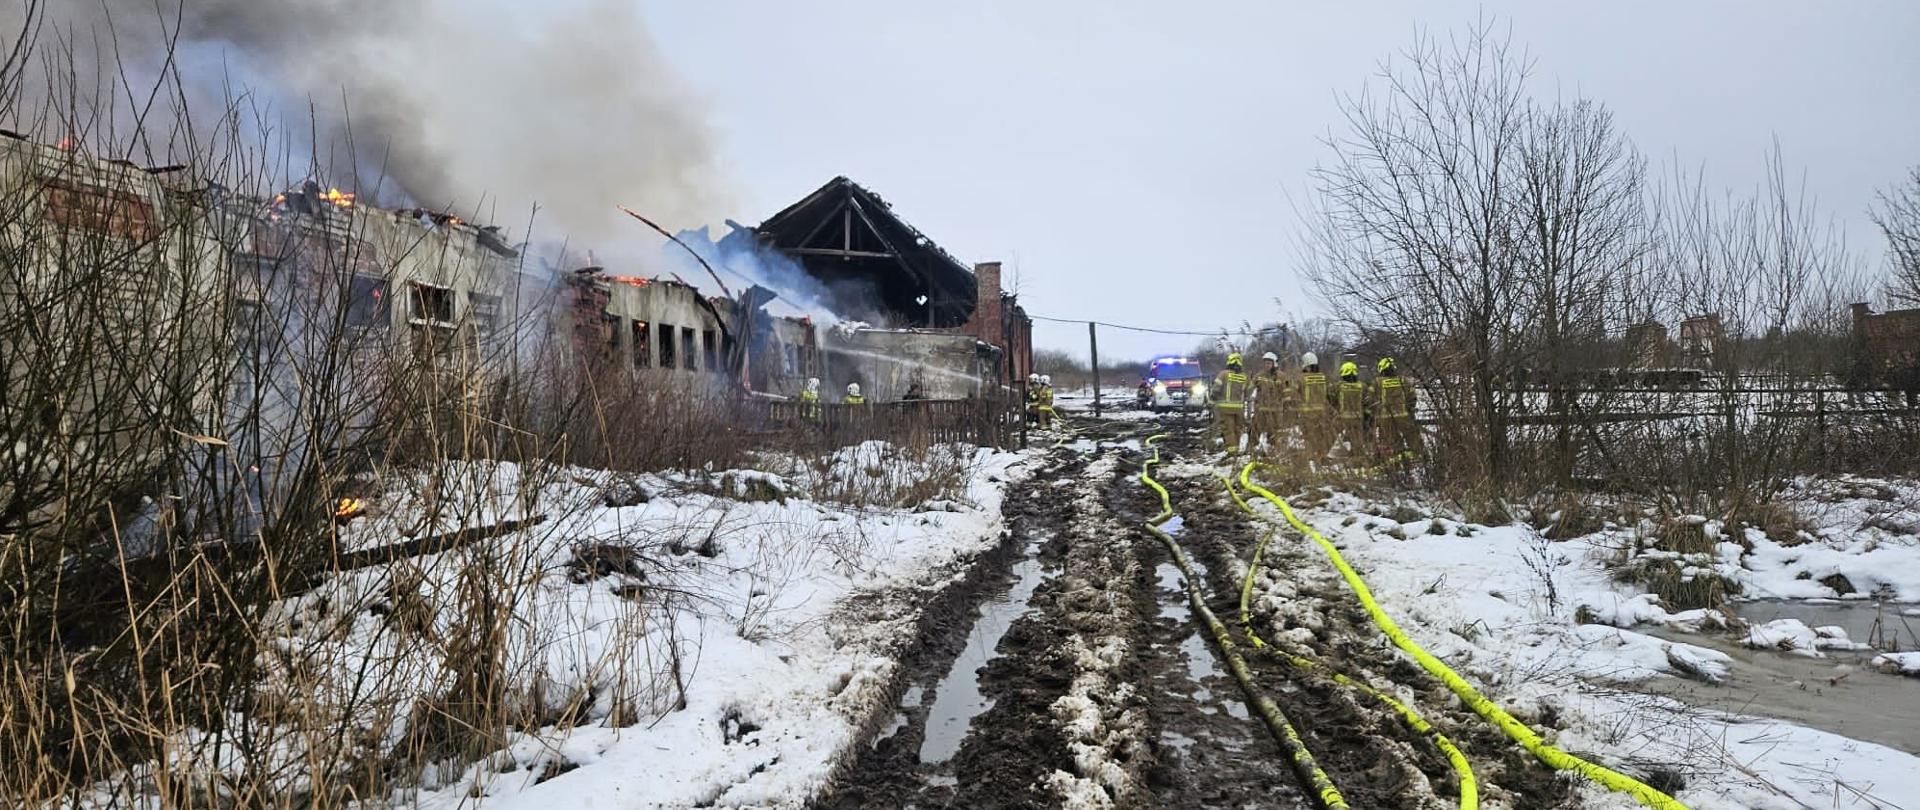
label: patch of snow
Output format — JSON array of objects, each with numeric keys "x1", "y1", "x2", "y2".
[
  {"x1": 103, "y1": 441, "x2": 1041, "y2": 809},
  {"x1": 1741, "y1": 619, "x2": 1869, "y2": 657},
  {"x1": 1872, "y1": 651, "x2": 1920, "y2": 676}
]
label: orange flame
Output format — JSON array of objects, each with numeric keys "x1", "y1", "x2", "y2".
[
  {"x1": 320, "y1": 188, "x2": 356, "y2": 209},
  {"x1": 610, "y1": 276, "x2": 652, "y2": 288},
  {"x1": 334, "y1": 497, "x2": 365, "y2": 519},
  {"x1": 56, "y1": 136, "x2": 76, "y2": 151}
]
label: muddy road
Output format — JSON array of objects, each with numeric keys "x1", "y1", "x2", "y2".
[{"x1": 812, "y1": 413, "x2": 1577, "y2": 809}]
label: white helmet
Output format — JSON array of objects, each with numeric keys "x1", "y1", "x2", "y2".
[
  {"x1": 1262, "y1": 351, "x2": 1279, "y2": 364},
  {"x1": 1040, "y1": 374, "x2": 1052, "y2": 386},
  {"x1": 847, "y1": 383, "x2": 861, "y2": 397},
  {"x1": 804, "y1": 377, "x2": 820, "y2": 393},
  {"x1": 1301, "y1": 351, "x2": 1319, "y2": 367},
  {"x1": 1028, "y1": 372, "x2": 1041, "y2": 384}
]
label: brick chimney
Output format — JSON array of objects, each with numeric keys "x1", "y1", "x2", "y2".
[{"x1": 971, "y1": 261, "x2": 1003, "y2": 347}]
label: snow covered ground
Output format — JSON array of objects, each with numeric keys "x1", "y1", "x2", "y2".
[
  {"x1": 1252, "y1": 479, "x2": 1920, "y2": 809},
  {"x1": 93, "y1": 442, "x2": 1038, "y2": 809},
  {"x1": 403, "y1": 445, "x2": 1037, "y2": 808}
]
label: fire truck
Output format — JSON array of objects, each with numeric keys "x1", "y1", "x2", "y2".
[{"x1": 1136, "y1": 356, "x2": 1209, "y2": 412}]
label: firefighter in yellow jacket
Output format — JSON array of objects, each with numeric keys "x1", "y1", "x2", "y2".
[
  {"x1": 1025, "y1": 373, "x2": 1052, "y2": 428},
  {"x1": 1368, "y1": 357, "x2": 1422, "y2": 459},
  {"x1": 1297, "y1": 353, "x2": 1331, "y2": 459},
  {"x1": 1334, "y1": 361, "x2": 1367, "y2": 456},
  {"x1": 1213, "y1": 352, "x2": 1250, "y2": 454},
  {"x1": 1039, "y1": 374, "x2": 1058, "y2": 428},
  {"x1": 797, "y1": 377, "x2": 823, "y2": 421},
  {"x1": 1250, "y1": 351, "x2": 1293, "y2": 455}
]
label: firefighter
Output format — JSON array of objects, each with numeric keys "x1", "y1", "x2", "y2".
[
  {"x1": 1251, "y1": 351, "x2": 1293, "y2": 455},
  {"x1": 1213, "y1": 352, "x2": 1250, "y2": 455},
  {"x1": 797, "y1": 377, "x2": 823, "y2": 420},
  {"x1": 1335, "y1": 361, "x2": 1367, "y2": 457},
  {"x1": 1026, "y1": 372, "x2": 1050, "y2": 428},
  {"x1": 1038, "y1": 374, "x2": 1057, "y2": 428},
  {"x1": 1298, "y1": 352, "x2": 1331, "y2": 460},
  {"x1": 1025, "y1": 372, "x2": 1043, "y2": 424},
  {"x1": 1370, "y1": 357, "x2": 1422, "y2": 460},
  {"x1": 844, "y1": 382, "x2": 865, "y2": 405}
]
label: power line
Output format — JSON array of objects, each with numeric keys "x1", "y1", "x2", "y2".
[{"x1": 1027, "y1": 313, "x2": 1290, "y2": 338}]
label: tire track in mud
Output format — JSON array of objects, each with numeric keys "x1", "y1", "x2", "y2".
[
  {"x1": 1115, "y1": 494, "x2": 1314, "y2": 808},
  {"x1": 820, "y1": 414, "x2": 1352, "y2": 809},
  {"x1": 1151, "y1": 428, "x2": 1578, "y2": 809},
  {"x1": 814, "y1": 418, "x2": 1147, "y2": 809}
]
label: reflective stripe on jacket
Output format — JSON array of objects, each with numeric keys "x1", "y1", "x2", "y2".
[
  {"x1": 844, "y1": 395, "x2": 865, "y2": 405},
  {"x1": 1215, "y1": 370, "x2": 1248, "y2": 410},
  {"x1": 1299, "y1": 373, "x2": 1327, "y2": 413},
  {"x1": 1377, "y1": 376, "x2": 1410, "y2": 418},
  {"x1": 1337, "y1": 380, "x2": 1365, "y2": 420},
  {"x1": 1253, "y1": 373, "x2": 1289, "y2": 413}
]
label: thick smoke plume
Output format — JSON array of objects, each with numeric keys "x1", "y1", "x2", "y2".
[{"x1": 4, "y1": 0, "x2": 730, "y2": 250}]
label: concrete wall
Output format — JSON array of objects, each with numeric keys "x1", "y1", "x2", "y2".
[{"x1": 595, "y1": 276, "x2": 732, "y2": 374}]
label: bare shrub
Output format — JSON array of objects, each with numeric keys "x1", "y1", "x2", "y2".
[{"x1": 0, "y1": 16, "x2": 706, "y2": 807}]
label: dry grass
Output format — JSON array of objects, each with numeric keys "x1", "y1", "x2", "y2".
[{"x1": 1605, "y1": 516, "x2": 1743, "y2": 611}]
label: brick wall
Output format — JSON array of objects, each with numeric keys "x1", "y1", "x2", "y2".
[
  {"x1": 1854, "y1": 303, "x2": 1920, "y2": 384},
  {"x1": 937, "y1": 261, "x2": 1033, "y2": 385}
]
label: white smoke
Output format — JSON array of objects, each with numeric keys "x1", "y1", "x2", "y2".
[{"x1": 660, "y1": 224, "x2": 842, "y2": 323}]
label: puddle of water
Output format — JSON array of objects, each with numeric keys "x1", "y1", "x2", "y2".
[
  {"x1": 1156, "y1": 563, "x2": 1186, "y2": 619},
  {"x1": 1223, "y1": 700, "x2": 1249, "y2": 720},
  {"x1": 1160, "y1": 730, "x2": 1198, "y2": 755},
  {"x1": 1180, "y1": 632, "x2": 1220, "y2": 683},
  {"x1": 917, "y1": 541, "x2": 1054, "y2": 765},
  {"x1": 922, "y1": 774, "x2": 958, "y2": 788},
  {"x1": 1732, "y1": 599, "x2": 1919, "y2": 653},
  {"x1": 1643, "y1": 625, "x2": 1920, "y2": 753},
  {"x1": 1161, "y1": 515, "x2": 1186, "y2": 535},
  {"x1": 899, "y1": 685, "x2": 924, "y2": 708}
]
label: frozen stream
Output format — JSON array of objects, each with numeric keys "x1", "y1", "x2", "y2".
[{"x1": 1643, "y1": 599, "x2": 1920, "y2": 753}]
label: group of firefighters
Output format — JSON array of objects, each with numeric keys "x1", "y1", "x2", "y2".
[
  {"x1": 793, "y1": 379, "x2": 866, "y2": 422},
  {"x1": 1211, "y1": 350, "x2": 1424, "y2": 462},
  {"x1": 1025, "y1": 373, "x2": 1058, "y2": 428}
]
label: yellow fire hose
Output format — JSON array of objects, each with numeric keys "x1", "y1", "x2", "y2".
[
  {"x1": 1139, "y1": 435, "x2": 1350, "y2": 810},
  {"x1": 1214, "y1": 473, "x2": 1479, "y2": 810},
  {"x1": 1236, "y1": 462, "x2": 1690, "y2": 810}
]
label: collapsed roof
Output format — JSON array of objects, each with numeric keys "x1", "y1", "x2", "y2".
[{"x1": 754, "y1": 176, "x2": 978, "y2": 328}]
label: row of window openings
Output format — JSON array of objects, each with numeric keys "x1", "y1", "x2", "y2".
[
  {"x1": 337, "y1": 276, "x2": 498, "y2": 335},
  {"x1": 610, "y1": 317, "x2": 723, "y2": 372}
]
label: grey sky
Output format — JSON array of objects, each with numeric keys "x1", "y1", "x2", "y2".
[{"x1": 640, "y1": 1, "x2": 1919, "y2": 363}]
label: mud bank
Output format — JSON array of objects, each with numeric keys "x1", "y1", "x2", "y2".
[{"x1": 1148, "y1": 426, "x2": 1579, "y2": 809}]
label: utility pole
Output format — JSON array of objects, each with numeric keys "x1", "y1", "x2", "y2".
[{"x1": 1089, "y1": 321, "x2": 1102, "y2": 417}]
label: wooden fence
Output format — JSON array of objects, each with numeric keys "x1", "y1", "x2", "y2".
[{"x1": 746, "y1": 393, "x2": 1026, "y2": 449}]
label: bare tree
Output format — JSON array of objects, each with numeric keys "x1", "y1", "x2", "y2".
[
  {"x1": 1305, "y1": 21, "x2": 1535, "y2": 487},
  {"x1": 1511, "y1": 97, "x2": 1652, "y2": 482},
  {"x1": 1871, "y1": 165, "x2": 1920, "y2": 306}
]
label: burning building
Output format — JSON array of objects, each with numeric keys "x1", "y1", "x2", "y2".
[
  {"x1": 754, "y1": 177, "x2": 1033, "y2": 392},
  {"x1": 561, "y1": 176, "x2": 1034, "y2": 404}
]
